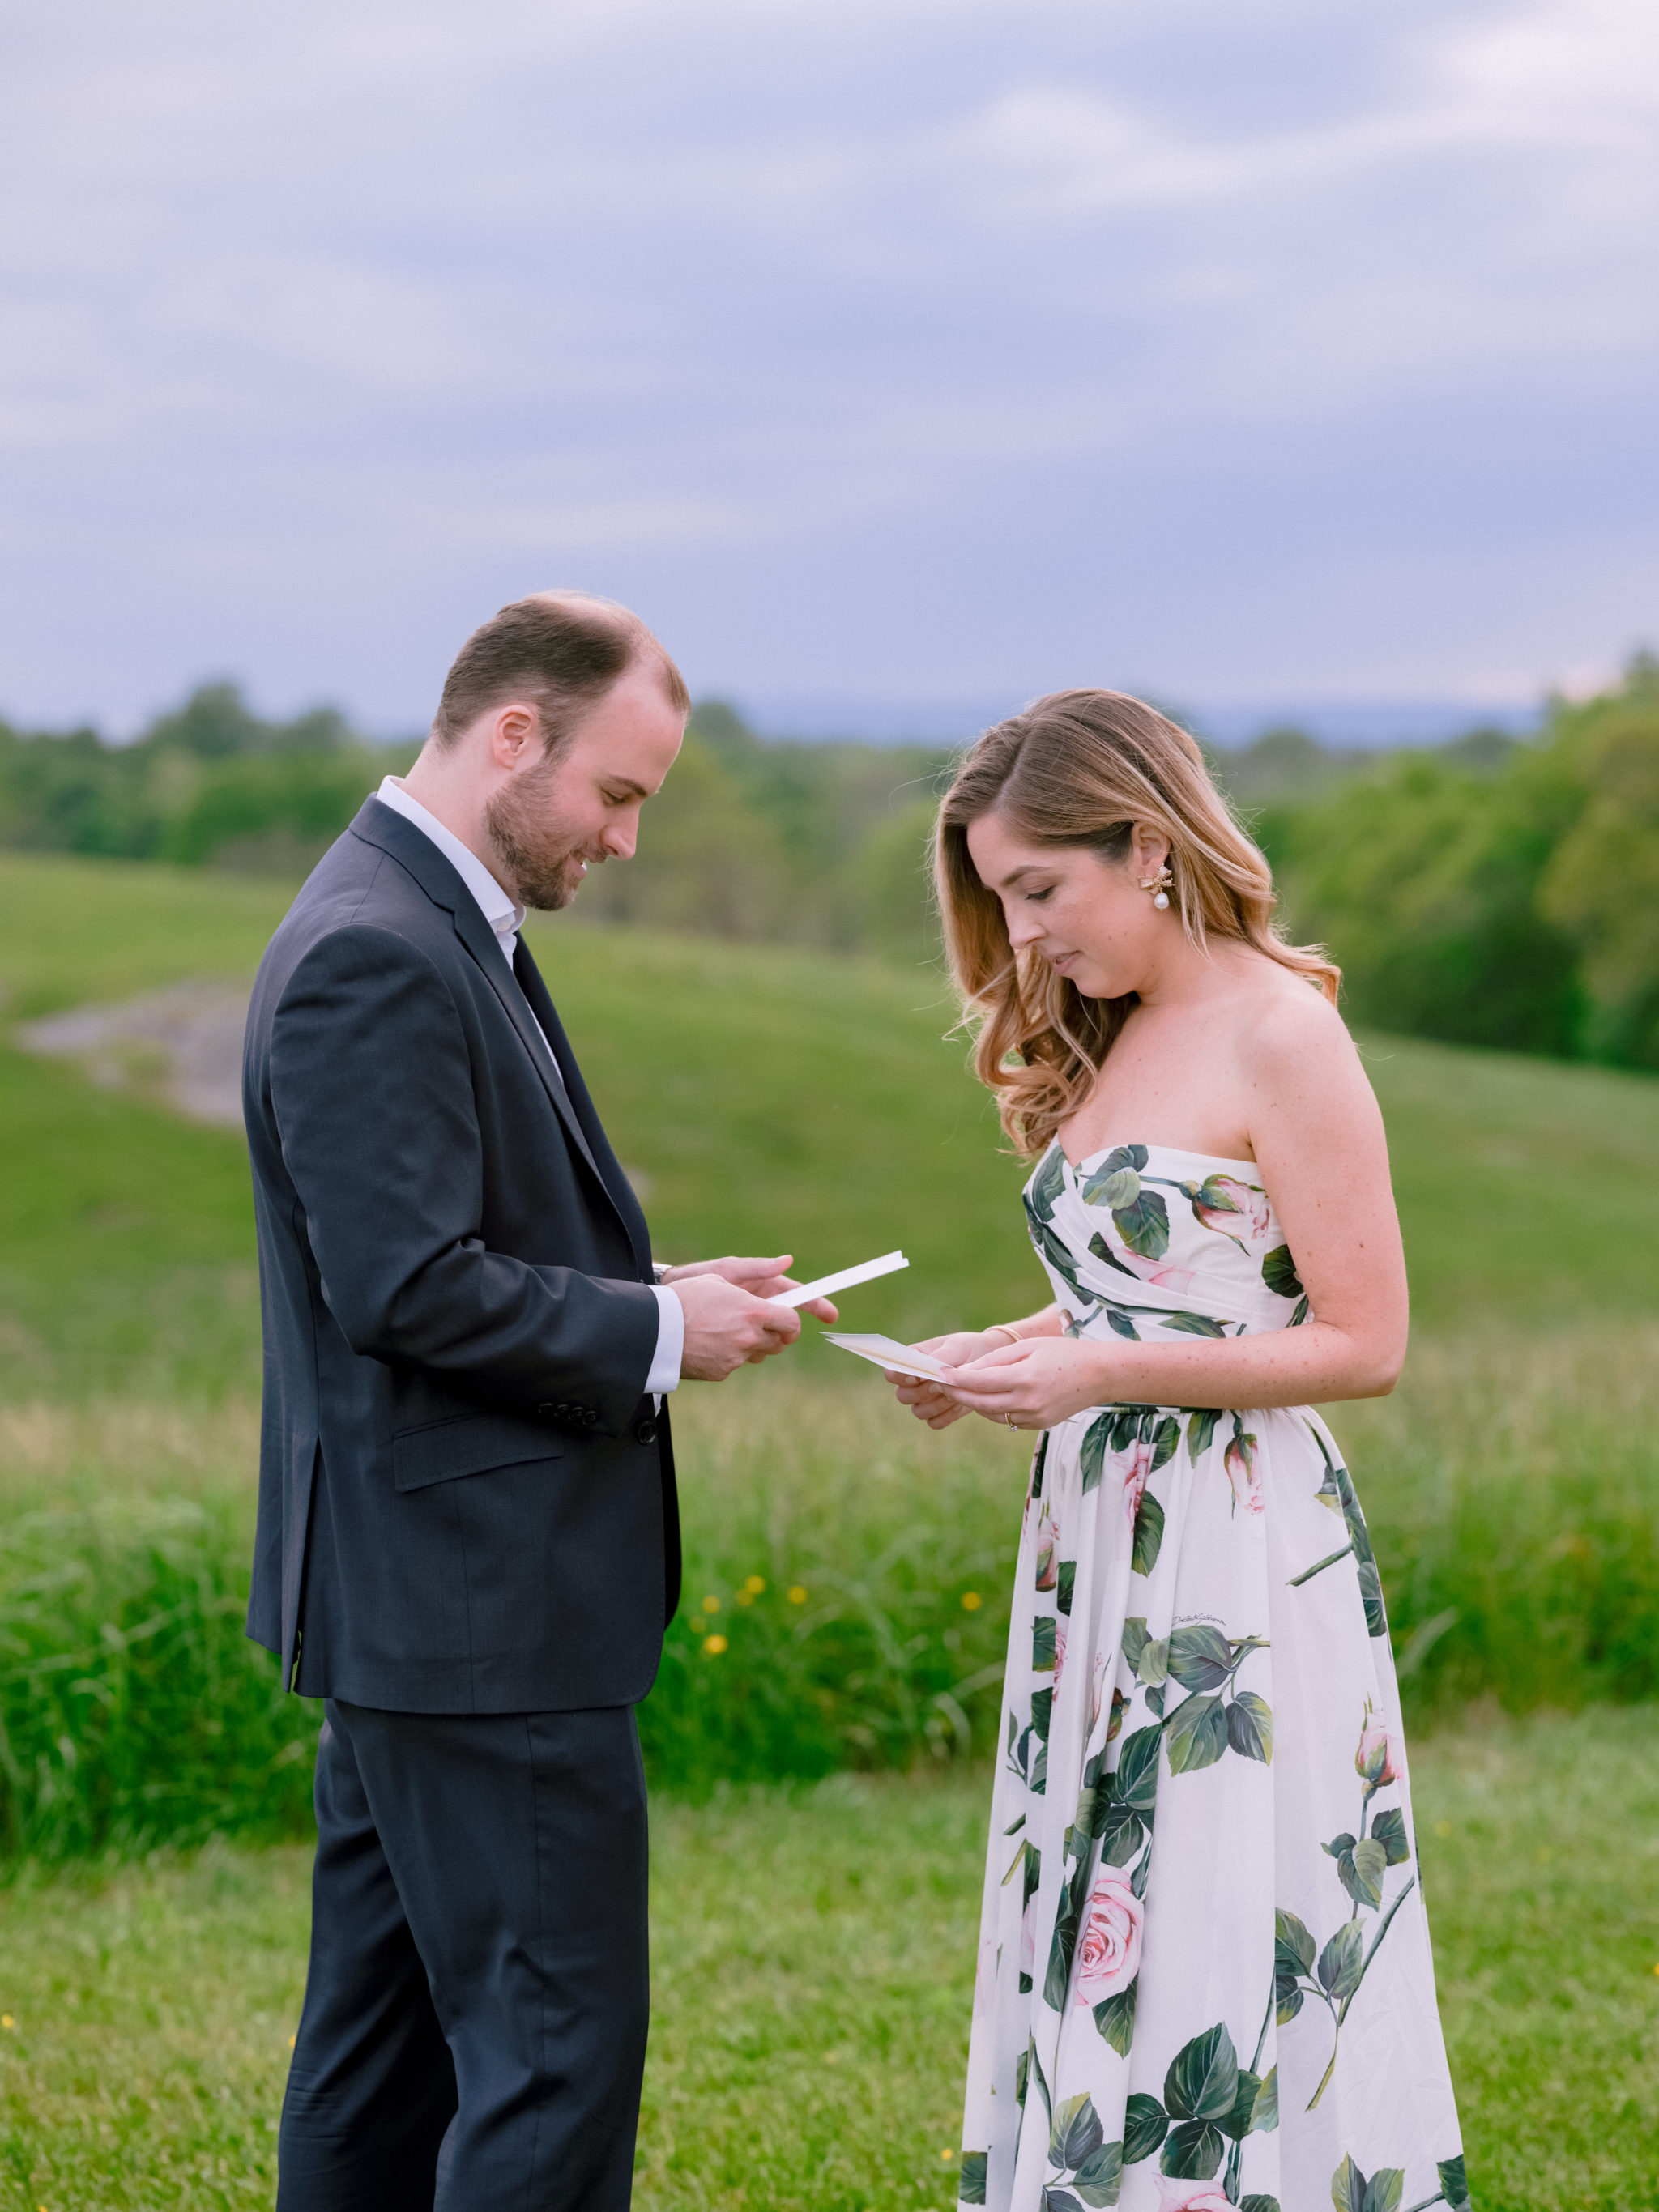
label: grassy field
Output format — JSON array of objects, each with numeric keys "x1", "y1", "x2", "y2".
[
  {"x1": 1, "y1": 1710, "x2": 1655, "y2": 2212},
  {"x1": 5, "y1": 1335, "x2": 1658, "y2": 1859},
  {"x1": 5, "y1": 851, "x2": 1659, "y2": 1403},
  {"x1": 4, "y1": 848, "x2": 1659, "y2": 2208}
]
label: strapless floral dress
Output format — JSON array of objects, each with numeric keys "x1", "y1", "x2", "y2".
[{"x1": 957, "y1": 1144, "x2": 1469, "y2": 2212}]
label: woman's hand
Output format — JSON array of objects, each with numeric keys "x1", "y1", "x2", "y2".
[
  {"x1": 885, "y1": 1330, "x2": 1009, "y2": 1430},
  {"x1": 936, "y1": 1336, "x2": 1115, "y2": 1431}
]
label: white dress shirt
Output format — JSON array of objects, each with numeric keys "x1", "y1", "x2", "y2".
[{"x1": 375, "y1": 777, "x2": 682, "y2": 1396}]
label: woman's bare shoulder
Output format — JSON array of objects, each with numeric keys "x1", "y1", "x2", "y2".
[{"x1": 1230, "y1": 958, "x2": 1363, "y2": 1093}]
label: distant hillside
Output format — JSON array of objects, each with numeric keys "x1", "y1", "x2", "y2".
[
  {"x1": 3, "y1": 854, "x2": 1659, "y2": 1402},
  {"x1": 5, "y1": 660, "x2": 1658, "y2": 1068}
]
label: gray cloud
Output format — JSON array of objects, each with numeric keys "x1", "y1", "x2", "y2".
[{"x1": 1, "y1": 0, "x2": 1654, "y2": 731}]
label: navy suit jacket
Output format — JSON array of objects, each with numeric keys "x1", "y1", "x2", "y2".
[{"x1": 243, "y1": 796, "x2": 680, "y2": 1713}]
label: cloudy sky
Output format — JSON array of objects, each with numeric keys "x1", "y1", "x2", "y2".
[{"x1": 2, "y1": 0, "x2": 1656, "y2": 738}]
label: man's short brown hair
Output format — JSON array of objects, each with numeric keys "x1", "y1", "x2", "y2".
[{"x1": 433, "y1": 591, "x2": 689, "y2": 752}]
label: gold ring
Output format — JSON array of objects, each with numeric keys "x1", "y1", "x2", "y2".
[{"x1": 1005, "y1": 1413, "x2": 1016, "y2": 1429}]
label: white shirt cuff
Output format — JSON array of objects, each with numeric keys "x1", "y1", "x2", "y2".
[{"x1": 646, "y1": 1282, "x2": 684, "y2": 1395}]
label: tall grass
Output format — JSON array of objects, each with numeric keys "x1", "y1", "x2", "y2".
[
  {"x1": 2, "y1": 1335, "x2": 1657, "y2": 1860},
  {"x1": 1333, "y1": 1326, "x2": 1659, "y2": 1710}
]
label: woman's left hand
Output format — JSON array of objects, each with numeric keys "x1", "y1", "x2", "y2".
[{"x1": 936, "y1": 1337, "x2": 1113, "y2": 1431}]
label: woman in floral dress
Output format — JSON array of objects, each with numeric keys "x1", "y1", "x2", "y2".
[{"x1": 889, "y1": 693, "x2": 1469, "y2": 2212}]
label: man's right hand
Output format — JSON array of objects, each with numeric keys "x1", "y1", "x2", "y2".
[{"x1": 669, "y1": 1272, "x2": 802, "y2": 1381}]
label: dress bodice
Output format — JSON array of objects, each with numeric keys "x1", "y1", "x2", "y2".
[{"x1": 1021, "y1": 1140, "x2": 1310, "y2": 1342}]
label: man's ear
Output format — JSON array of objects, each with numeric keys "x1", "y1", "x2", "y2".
[{"x1": 488, "y1": 702, "x2": 543, "y2": 772}]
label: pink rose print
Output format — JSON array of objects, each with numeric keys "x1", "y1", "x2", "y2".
[
  {"x1": 1155, "y1": 2183, "x2": 1234, "y2": 2212},
  {"x1": 1089, "y1": 1652, "x2": 1108, "y2": 1734},
  {"x1": 1054, "y1": 1617, "x2": 1068, "y2": 1690},
  {"x1": 1019, "y1": 1897, "x2": 1037, "y2": 1984},
  {"x1": 1193, "y1": 1174, "x2": 1270, "y2": 1246},
  {"x1": 1034, "y1": 1514, "x2": 1060, "y2": 1592},
  {"x1": 1224, "y1": 1430, "x2": 1263, "y2": 1515},
  {"x1": 1073, "y1": 1868, "x2": 1143, "y2": 2005},
  {"x1": 1111, "y1": 1249, "x2": 1202, "y2": 1297},
  {"x1": 1356, "y1": 1715, "x2": 1404, "y2": 1787},
  {"x1": 1122, "y1": 1437, "x2": 1154, "y2": 1532}
]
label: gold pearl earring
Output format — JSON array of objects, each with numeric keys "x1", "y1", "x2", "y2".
[{"x1": 1139, "y1": 863, "x2": 1173, "y2": 911}]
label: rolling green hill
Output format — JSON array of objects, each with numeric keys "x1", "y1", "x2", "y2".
[{"x1": 2, "y1": 850, "x2": 1657, "y2": 1400}]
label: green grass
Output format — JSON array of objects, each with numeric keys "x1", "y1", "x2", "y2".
[
  {"x1": 5, "y1": 1338, "x2": 1657, "y2": 1856},
  {"x1": 5, "y1": 853, "x2": 1659, "y2": 2203},
  {"x1": 1, "y1": 1711, "x2": 1655, "y2": 2212},
  {"x1": 0, "y1": 1051, "x2": 260, "y2": 1400},
  {"x1": 4, "y1": 852, "x2": 1659, "y2": 1402}
]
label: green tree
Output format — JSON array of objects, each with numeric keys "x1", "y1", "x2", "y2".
[{"x1": 1538, "y1": 658, "x2": 1659, "y2": 1068}]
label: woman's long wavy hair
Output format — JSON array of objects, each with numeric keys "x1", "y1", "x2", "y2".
[{"x1": 934, "y1": 689, "x2": 1339, "y2": 1159}]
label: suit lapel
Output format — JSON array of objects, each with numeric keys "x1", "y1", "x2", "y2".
[{"x1": 348, "y1": 799, "x2": 641, "y2": 1263}]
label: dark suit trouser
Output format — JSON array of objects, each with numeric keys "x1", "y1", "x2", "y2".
[{"x1": 276, "y1": 1699, "x2": 650, "y2": 2212}]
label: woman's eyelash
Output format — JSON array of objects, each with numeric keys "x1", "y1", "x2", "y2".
[{"x1": 1028, "y1": 888, "x2": 1053, "y2": 904}]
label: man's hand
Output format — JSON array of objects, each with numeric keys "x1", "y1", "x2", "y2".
[
  {"x1": 666, "y1": 1257, "x2": 837, "y2": 1381},
  {"x1": 661, "y1": 1255, "x2": 838, "y2": 1324}
]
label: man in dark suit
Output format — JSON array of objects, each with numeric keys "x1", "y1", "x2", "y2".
[{"x1": 244, "y1": 591, "x2": 833, "y2": 2210}]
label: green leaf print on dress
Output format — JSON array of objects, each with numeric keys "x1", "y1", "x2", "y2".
[
  {"x1": 1288, "y1": 1427, "x2": 1389, "y2": 1639},
  {"x1": 957, "y1": 2151, "x2": 989, "y2": 2205},
  {"x1": 1332, "y1": 2157, "x2": 1404, "y2": 2212},
  {"x1": 1043, "y1": 2093, "x2": 1125, "y2": 2209},
  {"x1": 1076, "y1": 1409, "x2": 1179, "y2": 1578},
  {"x1": 1024, "y1": 1148, "x2": 1099, "y2": 1311},
  {"x1": 1095, "y1": 1298, "x2": 1233, "y2": 1341},
  {"x1": 1077, "y1": 1145, "x2": 1171, "y2": 1259},
  {"x1": 1261, "y1": 1243, "x2": 1303, "y2": 1300},
  {"x1": 966, "y1": 1142, "x2": 1467, "y2": 2212},
  {"x1": 1116, "y1": 2015, "x2": 1278, "y2": 2184},
  {"x1": 1120, "y1": 1618, "x2": 1273, "y2": 1774},
  {"x1": 1277, "y1": 1706, "x2": 1419, "y2": 2111},
  {"x1": 1328, "y1": 2151, "x2": 1470, "y2": 2212}
]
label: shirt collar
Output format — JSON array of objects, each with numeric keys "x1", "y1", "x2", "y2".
[{"x1": 376, "y1": 777, "x2": 527, "y2": 948}]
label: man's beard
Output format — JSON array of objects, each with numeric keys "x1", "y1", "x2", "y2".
[{"x1": 484, "y1": 760, "x2": 590, "y2": 912}]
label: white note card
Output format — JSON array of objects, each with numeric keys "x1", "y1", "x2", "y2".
[
  {"x1": 775, "y1": 1250, "x2": 908, "y2": 1309},
  {"x1": 821, "y1": 1331, "x2": 946, "y2": 1382}
]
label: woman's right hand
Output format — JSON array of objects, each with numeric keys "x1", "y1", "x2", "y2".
[{"x1": 885, "y1": 1330, "x2": 1010, "y2": 1430}]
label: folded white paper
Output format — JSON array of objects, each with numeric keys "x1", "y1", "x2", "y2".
[
  {"x1": 821, "y1": 1331, "x2": 946, "y2": 1382},
  {"x1": 775, "y1": 1249, "x2": 908, "y2": 1309}
]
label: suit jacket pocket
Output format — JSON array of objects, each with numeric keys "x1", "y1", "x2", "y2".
[{"x1": 391, "y1": 1411, "x2": 567, "y2": 1494}]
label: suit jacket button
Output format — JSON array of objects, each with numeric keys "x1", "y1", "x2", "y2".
[
  {"x1": 537, "y1": 1403, "x2": 553, "y2": 1417},
  {"x1": 634, "y1": 1416, "x2": 658, "y2": 1447}
]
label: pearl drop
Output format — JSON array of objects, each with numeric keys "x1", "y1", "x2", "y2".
[{"x1": 1154, "y1": 890, "x2": 1170, "y2": 910}]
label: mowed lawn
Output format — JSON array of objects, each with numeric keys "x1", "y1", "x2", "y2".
[{"x1": 1, "y1": 1710, "x2": 1655, "y2": 2212}]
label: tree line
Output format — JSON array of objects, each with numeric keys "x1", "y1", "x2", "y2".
[{"x1": 2, "y1": 660, "x2": 1656, "y2": 1069}]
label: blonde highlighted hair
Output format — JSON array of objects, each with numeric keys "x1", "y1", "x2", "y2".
[{"x1": 934, "y1": 689, "x2": 1339, "y2": 1158}]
